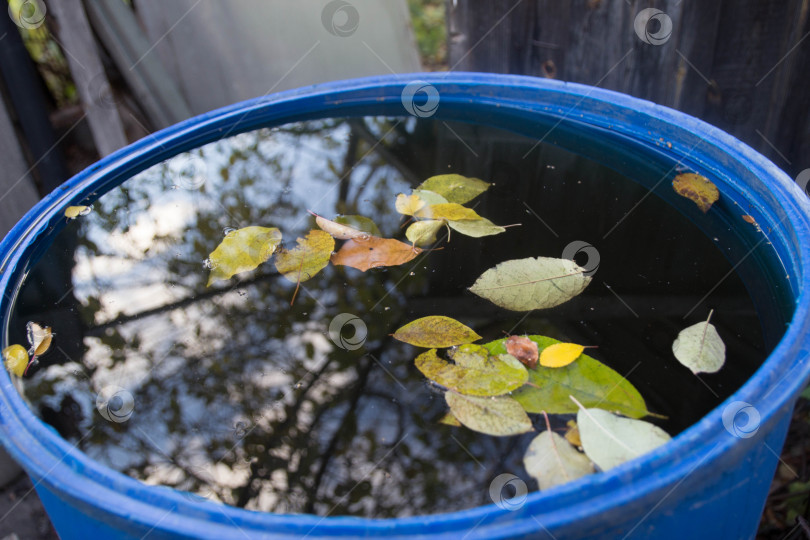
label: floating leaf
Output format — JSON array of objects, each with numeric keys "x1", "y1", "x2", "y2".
[
  {"x1": 405, "y1": 220, "x2": 444, "y2": 246},
  {"x1": 393, "y1": 316, "x2": 481, "y2": 348},
  {"x1": 411, "y1": 189, "x2": 449, "y2": 206},
  {"x1": 439, "y1": 411, "x2": 461, "y2": 427},
  {"x1": 484, "y1": 335, "x2": 650, "y2": 418},
  {"x1": 575, "y1": 403, "x2": 671, "y2": 470},
  {"x1": 523, "y1": 430, "x2": 594, "y2": 490},
  {"x1": 3, "y1": 345, "x2": 29, "y2": 377},
  {"x1": 672, "y1": 311, "x2": 726, "y2": 374},
  {"x1": 470, "y1": 257, "x2": 591, "y2": 311},
  {"x1": 333, "y1": 215, "x2": 382, "y2": 237},
  {"x1": 331, "y1": 236, "x2": 422, "y2": 272},
  {"x1": 415, "y1": 203, "x2": 482, "y2": 221},
  {"x1": 64, "y1": 205, "x2": 91, "y2": 219},
  {"x1": 207, "y1": 226, "x2": 282, "y2": 286},
  {"x1": 415, "y1": 349, "x2": 527, "y2": 396},
  {"x1": 417, "y1": 174, "x2": 490, "y2": 204},
  {"x1": 445, "y1": 391, "x2": 533, "y2": 436},
  {"x1": 395, "y1": 193, "x2": 426, "y2": 216},
  {"x1": 449, "y1": 344, "x2": 492, "y2": 368},
  {"x1": 540, "y1": 343, "x2": 585, "y2": 368},
  {"x1": 447, "y1": 218, "x2": 506, "y2": 238},
  {"x1": 26, "y1": 322, "x2": 52, "y2": 356},
  {"x1": 672, "y1": 173, "x2": 719, "y2": 213},
  {"x1": 565, "y1": 420, "x2": 582, "y2": 447},
  {"x1": 312, "y1": 212, "x2": 370, "y2": 240},
  {"x1": 506, "y1": 335, "x2": 538, "y2": 369},
  {"x1": 274, "y1": 230, "x2": 334, "y2": 283}
]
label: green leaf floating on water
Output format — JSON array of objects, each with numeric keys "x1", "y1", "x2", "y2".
[
  {"x1": 416, "y1": 348, "x2": 528, "y2": 396},
  {"x1": 672, "y1": 310, "x2": 726, "y2": 374},
  {"x1": 417, "y1": 174, "x2": 491, "y2": 204},
  {"x1": 575, "y1": 402, "x2": 671, "y2": 471},
  {"x1": 406, "y1": 219, "x2": 445, "y2": 246},
  {"x1": 483, "y1": 335, "x2": 651, "y2": 418},
  {"x1": 447, "y1": 217, "x2": 506, "y2": 238},
  {"x1": 469, "y1": 256, "x2": 591, "y2": 311},
  {"x1": 393, "y1": 316, "x2": 481, "y2": 348},
  {"x1": 523, "y1": 430, "x2": 594, "y2": 490},
  {"x1": 411, "y1": 189, "x2": 449, "y2": 206},
  {"x1": 445, "y1": 391, "x2": 533, "y2": 436},
  {"x1": 206, "y1": 226, "x2": 282, "y2": 286}
]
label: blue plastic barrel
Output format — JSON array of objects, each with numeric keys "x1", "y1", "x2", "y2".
[{"x1": 1, "y1": 73, "x2": 809, "y2": 539}]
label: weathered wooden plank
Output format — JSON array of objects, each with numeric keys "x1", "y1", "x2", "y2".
[
  {"x1": 0, "y1": 98, "x2": 41, "y2": 237},
  {"x1": 49, "y1": 0, "x2": 128, "y2": 156},
  {"x1": 82, "y1": 0, "x2": 193, "y2": 128}
]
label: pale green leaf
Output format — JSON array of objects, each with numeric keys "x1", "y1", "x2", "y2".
[
  {"x1": 484, "y1": 335, "x2": 650, "y2": 418},
  {"x1": 411, "y1": 189, "x2": 449, "y2": 206},
  {"x1": 415, "y1": 349, "x2": 527, "y2": 396},
  {"x1": 207, "y1": 226, "x2": 282, "y2": 286},
  {"x1": 274, "y1": 229, "x2": 334, "y2": 283},
  {"x1": 576, "y1": 406, "x2": 671, "y2": 470},
  {"x1": 417, "y1": 174, "x2": 490, "y2": 204},
  {"x1": 523, "y1": 430, "x2": 594, "y2": 490},
  {"x1": 672, "y1": 312, "x2": 726, "y2": 374},
  {"x1": 406, "y1": 220, "x2": 444, "y2": 246},
  {"x1": 445, "y1": 391, "x2": 533, "y2": 436},
  {"x1": 447, "y1": 218, "x2": 506, "y2": 238},
  {"x1": 469, "y1": 256, "x2": 591, "y2": 311},
  {"x1": 393, "y1": 316, "x2": 481, "y2": 348},
  {"x1": 314, "y1": 213, "x2": 370, "y2": 240}
]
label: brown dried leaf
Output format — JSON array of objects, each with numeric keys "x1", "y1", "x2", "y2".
[
  {"x1": 506, "y1": 335, "x2": 539, "y2": 369},
  {"x1": 331, "y1": 236, "x2": 422, "y2": 272},
  {"x1": 672, "y1": 173, "x2": 719, "y2": 213}
]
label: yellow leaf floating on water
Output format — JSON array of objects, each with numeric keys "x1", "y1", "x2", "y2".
[
  {"x1": 64, "y1": 206, "x2": 91, "y2": 219},
  {"x1": 405, "y1": 219, "x2": 444, "y2": 246},
  {"x1": 565, "y1": 420, "x2": 582, "y2": 447},
  {"x1": 415, "y1": 203, "x2": 483, "y2": 221},
  {"x1": 395, "y1": 193, "x2": 426, "y2": 216},
  {"x1": 416, "y1": 174, "x2": 491, "y2": 204},
  {"x1": 3, "y1": 344, "x2": 29, "y2": 377},
  {"x1": 206, "y1": 226, "x2": 282, "y2": 286},
  {"x1": 445, "y1": 391, "x2": 533, "y2": 436},
  {"x1": 331, "y1": 236, "x2": 422, "y2": 272},
  {"x1": 26, "y1": 322, "x2": 53, "y2": 356},
  {"x1": 672, "y1": 173, "x2": 719, "y2": 213},
  {"x1": 416, "y1": 349, "x2": 528, "y2": 396},
  {"x1": 438, "y1": 411, "x2": 462, "y2": 427},
  {"x1": 393, "y1": 316, "x2": 481, "y2": 348},
  {"x1": 274, "y1": 230, "x2": 334, "y2": 283},
  {"x1": 540, "y1": 342, "x2": 585, "y2": 368}
]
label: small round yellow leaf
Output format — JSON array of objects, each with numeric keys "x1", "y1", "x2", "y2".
[
  {"x1": 65, "y1": 206, "x2": 91, "y2": 219},
  {"x1": 540, "y1": 343, "x2": 585, "y2": 368},
  {"x1": 3, "y1": 344, "x2": 29, "y2": 377}
]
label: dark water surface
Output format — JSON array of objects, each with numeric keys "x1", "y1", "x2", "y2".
[{"x1": 9, "y1": 116, "x2": 793, "y2": 518}]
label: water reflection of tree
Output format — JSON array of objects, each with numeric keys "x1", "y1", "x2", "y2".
[{"x1": 21, "y1": 117, "x2": 522, "y2": 518}]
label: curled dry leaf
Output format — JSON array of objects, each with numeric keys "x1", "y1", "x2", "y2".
[
  {"x1": 483, "y1": 335, "x2": 650, "y2": 418},
  {"x1": 274, "y1": 229, "x2": 334, "y2": 283},
  {"x1": 416, "y1": 174, "x2": 490, "y2": 204},
  {"x1": 3, "y1": 344, "x2": 29, "y2": 377},
  {"x1": 574, "y1": 400, "x2": 671, "y2": 471},
  {"x1": 206, "y1": 226, "x2": 282, "y2": 286},
  {"x1": 333, "y1": 215, "x2": 381, "y2": 237},
  {"x1": 331, "y1": 236, "x2": 422, "y2": 272},
  {"x1": 445, "y1": 391, "x2": 533, "y2": 436},
  {"x1": 672, "y1": 173, "x2": 719, "y2": 213},
  {"x1": 540, "y1": 343, "x2": 585, "y2": 368},
  {"x1": 672, "y1": 310, "x2": 726, "y2": 374},
  {"x1": 506, "y1": 335, "x2": 539, "y2": 369},
  {"x1": 469, "y1": 256, "x2": 591, "y2": 311},
  {"x1": 26, "y1": 322, "x2": 53, "y2": 356},
  {"x1": 523, "y1": 430, "x2": 594, "y2": 490},
  {"x1": 393, "y1": 316, "x2": 481, "y2": 348},
  {"x1": 64, "y1": 205, "x2": 91, "y2": 219},
  {"x1": 312, "y1": 212, "x2": 370, "y2": 240},
  {"x1": 415, "y1": 348, "x2": 527, "y2": 396}
]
